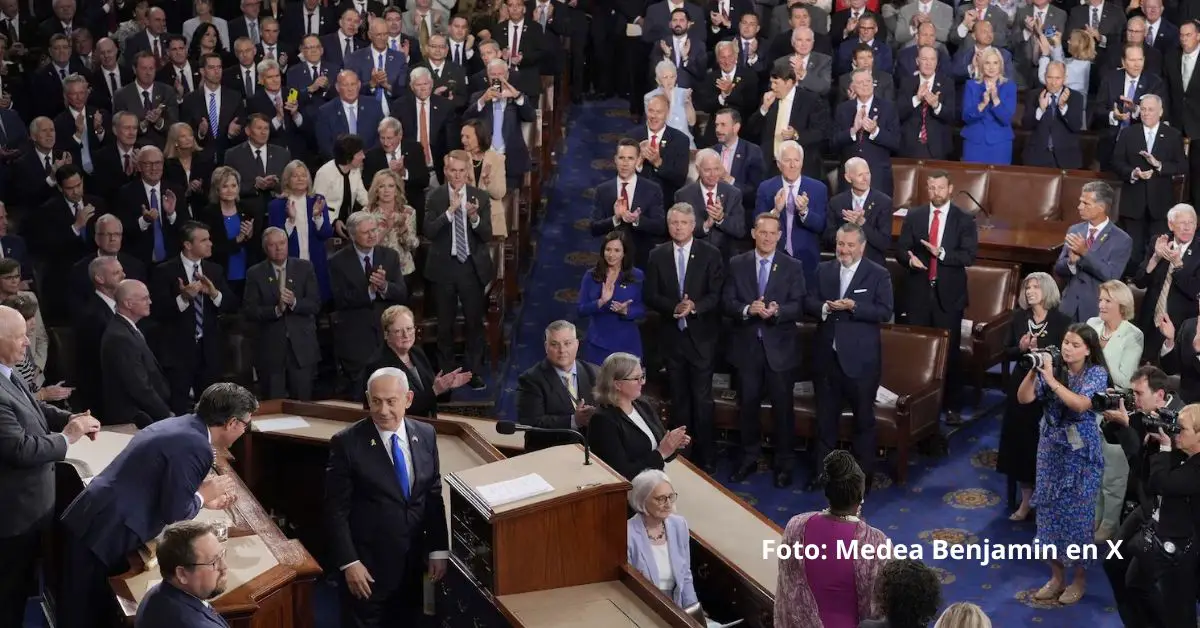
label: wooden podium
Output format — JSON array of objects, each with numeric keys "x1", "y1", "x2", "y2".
[{"x1": 445, "y1": 445, "x2": 631, "y2": 596}]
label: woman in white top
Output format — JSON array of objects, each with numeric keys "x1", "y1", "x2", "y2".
[
  {"x1": 1086, "y1": 279, "x2": 1143, "y2": 542},
  {"x1": 588, "y1": 352, "x2": 691, "y2": 481},
  {"x1": 268, "y1": 159, "x2": 334, "y2": 301},
  {"x1": 625, "y1": 470, "x2": 699, "y2": 610},
  {"x1": 182, "y1": 0, "x2": 230, "y2": 49},
  {"x1": 313, "y1": 134, "x2": 369, "y2": 240},
  {"x1": 643, "y1": 61, "x2": 696, "y2": 149}
]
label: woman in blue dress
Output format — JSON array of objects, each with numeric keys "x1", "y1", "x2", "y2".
[
  {"x1": 267, "y1": 160, "x2": 335, "y2": 301},
  {"x1": 578, "y1": 232, "x2": 645, "y2": 365},
  {"x1": 1016, "y1": 322, "x2": 1108, "y2": 606},
  {"x1": 961, "y1": 47, "x2": 1017, "y2": 165}
]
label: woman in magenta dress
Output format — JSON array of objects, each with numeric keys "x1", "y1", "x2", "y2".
[{"x1": 774, "y1": 451, "x2": 889, "y2": 627}]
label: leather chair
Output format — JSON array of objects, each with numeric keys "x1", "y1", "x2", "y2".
[{"x1": 962, "y1": 261, "x2": 1021, "y2": 403}]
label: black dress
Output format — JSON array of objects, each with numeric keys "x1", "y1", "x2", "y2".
[
  {"x1": 360, "y1": 345, "x2": 439, "y2": 418},
  {"x1": 996, "y1": 307, "x2": 1072, "y2": 483}
]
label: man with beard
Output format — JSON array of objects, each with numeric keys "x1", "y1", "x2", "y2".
[{"x1": 134, "y1": 520, "x2": 232, "y2": 627}]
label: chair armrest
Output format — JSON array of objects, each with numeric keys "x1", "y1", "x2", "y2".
[
  {"x1": 971, "y1": 308, "x2": 1014, "y2": 368},
  {"x1": 895, "y1": 380, "x2": 945, "y2": 435}
]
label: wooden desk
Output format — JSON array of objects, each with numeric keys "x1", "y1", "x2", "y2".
[
  {"x1": 313, "y1": 400, "x2": 527, "y2": 455},
  {"x1": 496, "y1": 565, "x2": 696, "y2": 628},
  {"x1": 891, "y1": 216, "x2": 1067, "y2": 267},
  {"x1": 53, "y1": 425, "x2": 321, "y2": 628}
]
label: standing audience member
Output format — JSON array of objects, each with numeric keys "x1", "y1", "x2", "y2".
[
  {"x1": 101, "y1": 280, "x2": 171, "y2": 427},
  {"x1": 0, "y1": 293, "x2": 65, "y2": 403},
  {"x1": 577, "y1": 232, "x2": 645, "y2": 365},
  {"x1": 72, "y1": 256, "x2": 122, "y2": 417},
  {"x1": 314, "y1": 134, "x2": 370, "y2": 238},
  {"x1": 590, "y1": 352, "x2": 690, "y2": 480},
  {"x1": 1055, "y1": 182, "x2": 1132, "y2": 322},
  {"x1": 824, "y1": 158, "x2": 892, "y2": 268},
  {"x1": 460, "y1": 118, "x2": 508, "y2": 239},
  {"x1": 199, "y1": 166, "x2": 261, "y2": 298},
  {"x1": 754, "y1": 140, "x2": 826, "y2": 286},
  {"x1": 961, "y1": 47, "x2": 1017, "y2": 165},
  {"x1": 268, "y1": 160, "x2": 335, "y2": 301},
  {"x1": 364, "y1": 170, "x2": 421, "y2": 278},
  {"x1": 515, "y1": 320, "x2": 600, "y2": 451},
  {"x1": 1133, "y1": 204, "x2": 1200, "y2": 362}
]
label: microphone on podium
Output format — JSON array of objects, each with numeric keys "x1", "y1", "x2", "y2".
[{"x1": 496, "y1": 421, "x2": 592, "y2": 465}]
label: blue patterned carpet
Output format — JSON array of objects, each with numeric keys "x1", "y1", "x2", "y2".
[{"x1": 492, "y1": 100, "x2": 1124, "y2": 625}]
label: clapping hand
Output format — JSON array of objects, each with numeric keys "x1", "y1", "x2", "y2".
[
  {"x1": 610, "y1": 299, "x2": 633, "y2": 315},
  {"x1": 286, "y1": 199, "x2": 297, "y2": 221},
  {"x1": 314, "y1": 197, "x2": 327, "y2": 219},
  {"x1": 861, "y1": 116, "x2": 878, "y2": 134},
  {"x1": 1018, "y1": 331, "x2": 1036, "y2": 352},
  {"x1": 674, "y1": 293, "x2": 695, "y2": 318},
  {"x1": 600, "y1": 277, "x2": 615, "y2": 304},
  {"x1": 178, "y1": 276, "x2": 203, "y2": 300},
  {"x1": 142, "y1": 204, "x2": 160, "y2": 223},
  {"x1": 432, "y1": 368, "x2": 473, "y2": 394},
  {"x1": 163, "y1": 189, "x2": 177, "y2": 216},
  {"x1": 659, "y1": 40, "x2": 672, "y2": 58},
  {"x1": 62, "y1": 410, "x2": 101, "y2": 444},
  {"x1": 907, "y1": 250, "x2": 927, "y2": 270},
  {"x1": 657, "y1": 426, "x2": 690, "y2": 457},
  {"x1": 369, "y1": 266, "x2": 387, "y2": 291},
  {"x1": 1140, "y1": 150, "x2": 1162, "y2": 170},
  {"x1": 1157, "y1": 311, "x2": 1176, "y2": 341},
  {"x1": 1064, "y1": 232, "x2": 1088, "y2": 256},
  {"x1": 919, "y1": 238, "x2": 940, "y2": 256}
]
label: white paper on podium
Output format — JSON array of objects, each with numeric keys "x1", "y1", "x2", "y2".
[
  {"x1": 876, "y1": 386, "x2": 899, "y2": 405},
  {"x1": 66, "y1": 431, "x2": 135, "y2": 479},
  {"x1": 475, "y1": 473, "x2": 554, "y2": 508},
  {"x1": 252, "y1": 416, "x2": 311, "y2": 432}
]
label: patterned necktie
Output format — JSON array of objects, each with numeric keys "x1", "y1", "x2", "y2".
[
  {"x1": 453, "y1": 206, "x2": 468, "y2": 262},
  {"x1": 390, "y1": 433, "x2": 411, "y2": 498},
  {"x1": 1086, "y1": 227, "x2": 1097, "y2": 248},
  {"x1": 919, "y1": 83, "x2": 929, "y2": 144},
  {"x1": 620, "y1": 181, "x2": 629, "y2": 205},
  {"x1": 244, "y1": 69, "x2": 253, "y2": 96},
  {"x1": 347, "y1": 102, "x2": 358, "y2": 134},
  {"x1": 191, "y1": 263, "x2": 205, "y2": 338},
  {"x1": 208, "y1": 93, "x2": 219, "y2": 137},
  {"x1": 1155, "y1": 244, "x2": 1179, "y2": 321},
  {"x1": 756, "y1": 258, "x2": 769, "y2": 338},
  {"x1": 376, "y1": 53, "x2": 386, "y2": 102},
  {"x1": 784, "y1": 186, "x2": 795, "y2": 255},
  {"x1": 418, "y1": 100, "x2": 432, "y2": 164},
  {"x1": 151, "y1": 188, "x2": 165, "y2": 262},
  {"x1": 562, "y1": 374, "x2": 578, "y2": 408},
  {"x1": 675, "y1": 246, "x2": 687, "y2": 330}
]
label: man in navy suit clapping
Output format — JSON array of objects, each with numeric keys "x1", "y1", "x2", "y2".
[
  {"x1": 805, "y1": 223, "x2": 893, "y2": 491},
  {"x1": 724, "y1": 213, "x2": 806, "y2": 487}
]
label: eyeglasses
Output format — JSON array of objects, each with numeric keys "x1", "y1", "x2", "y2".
[
  {"x1": 232, "y1": 416, "x2": 251, "y2": 429},
  {"x1": 188, "y1": 549, "x2": 226, "y2": 570},
  {"x1": 651, "y1": 493, "x2": 679, "y2": 506},
  {"x1": 620, "y1": 373, "x2": 646, "y2": 383}
]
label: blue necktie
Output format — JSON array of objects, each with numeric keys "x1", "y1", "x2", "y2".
[
  {"x1": 150, "y1": 188, "x2": 165, "y2": 262},
  {"x1": 756, "y1": 258, "x2": 769, "y2": 338},
  {"x1": 390, "y1": 433, "x2": 411, "y2": 499},
  {"x1": 784, "y1": 185, "x2": 795, "y2": 256},
  {"x1": 492, "y1": 101, "x2": 506, "y2": 152},
  {"x1": 208, "y1": 92, "x2": 218, "y2": 138},
  {"x1": 676, "y1": 246, "x2": 687, "y2": 330},
  {"x1": 191, "y1": 263, "x2": 204, "y2": 338},
  {"x1": 80, "y1": 113, "x2": 93, "y2": 173},
  {"x1": 376, "y1": 53, "x2": 386, "y2": 103},
  {"x1": 1122, "y1": 79, "x2": 1137, "y2": 128},
  {"x1": 347, "y1": 103, "x2": 358, "y2": 134}
]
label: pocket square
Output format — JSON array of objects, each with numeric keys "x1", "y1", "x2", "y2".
[{"x1": 853, "y1": 289, "x2": 867, "y2": 294}]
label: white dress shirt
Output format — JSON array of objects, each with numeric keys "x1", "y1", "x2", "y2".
[
  {"x1": 927, "y1": 202, "x2": 950, "y2": 261},
  {"x1": 176, "y1": 254, "x2": 223, "y2": 312}
]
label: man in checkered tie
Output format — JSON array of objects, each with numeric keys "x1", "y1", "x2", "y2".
[
  {"x1": 422, "y1": 150, "x2": 491, "y2": 391},
  {"x1": 1055, "y1": 181, "x2": 1132, "y2": 323}
]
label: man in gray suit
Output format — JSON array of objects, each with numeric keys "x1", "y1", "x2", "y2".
[
  {"x1": 242, "y1": 228, "x2": 322, "y2": 401},
  {"x1": 224, "y1": 114, "x2": 291, "y2": 215},
  {"x1": 952, "y1": 0, "x2": 1011, "y2": 49},
  {"x1": 674, "y1": 148, "x2": 745, "y2": 260},
  {"x1": 787, "y1": 27, "x2": 833, "y2": 97},
  {"x1": 770, "y1": 0, "x2": 829, "y2": 38},
  {"x1": 894, "y1": 0, "x2": 954, "y2": 46},
  {"x1": 111, "y1": 50, "x2": 179, "y2": 149},
  {"x1": 329, "y1": 213, "x2": 407, "y2": 400},
  {"x1": 401, "y1": 0, "x2": 450, "y2": 40},
  {"x1": 0, "y1": 305, "x2": 99, "y2": 626},
  {"x1": 1011, "y1": 0, "x2": 1067, "y2": 87},
  {"x1": 1055, "y1": 181, "x2": 1134, "y2": 322}
]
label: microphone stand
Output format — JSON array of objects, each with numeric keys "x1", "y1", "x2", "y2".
[{"x1": 956, "y1": 189, "x2": 994, "y2": 230}]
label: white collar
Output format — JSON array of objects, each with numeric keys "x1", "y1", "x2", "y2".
[
  {"x1": 618, "y1": 174, "x2": 637, "y2": 185},
  {"x1": 204, "y1": 85, "x2": 220, "y2": 98},
  {"x1": 375, "y1": 419, "x2": 409, "y2": 445},
  {"x1": 1145, "y1": 124, "x2": 1160, "y2": 135},
  {"x1": 840, "y1": 258, "x2": 862, "y2": 274},
  {"x1": 180, "y1": 253, "x2": 202, "y2": 270},
  {"x1": 851, "y1": 189, "x2": 869, "y2": 203},
  {"x1": 931, "y1": 202, "x2": 950, "y2": 214},
  {"x1": 1088, "y1": 219, "x2": 1110, "y2": 233},
  {"x1": 755, "y1": 250, "x2": 775, "y2": 264},
  {"x1": 96, "y1": 290, "x2": 116, "y2": 311},
  {"x1": 343, "y1": 99, "x2": 358, "y2": 108},
  {"x1": 674, "y1": 238, "x2": 693, "y2": 252}
]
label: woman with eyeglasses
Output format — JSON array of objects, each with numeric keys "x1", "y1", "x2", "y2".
[
  {"x1": 359, "y1": 305, "x2": 472, "y2": 416},
  {"x1": 776, "y1": 451, "x2": 890, "y2": 628},
  {"x1": 626, "y1": 469, "x2": 698, "y2": 611},
  {"x1": 589, "y1": 352, "x2": 690, "y2": 481}
]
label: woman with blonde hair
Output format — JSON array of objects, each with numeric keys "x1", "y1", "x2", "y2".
[
  {"x1": 460, "y1": 118, "x2": 508, "y2": 238},
  {"x1": 164, "y1": 122, "x2": 214, "y2": 216},
  {"x1": 365, "y1": 170, "x2": 420, "y2": 277},
  {"x1": 589, "y1": 353, "x2": 690, "y2": 480},
  {"x1": 961, "y1": 46, "x2": 1016, "y2": 165},
  {"x1": 933, "y1": 602, "x2": 991, "y2": 628},
  {"x1": 1036, "y1": 29, "x2": 1096, "y2": 96},
  {"x1": 267, "y1": 159, "x2": 334, "y2": 300}
]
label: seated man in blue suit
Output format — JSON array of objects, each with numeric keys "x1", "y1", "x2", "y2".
[
  {"x1": 724, "y1": 213, "x2": 806, "y2": 487},
  {"x1": 753, "y1": 140, "x2": 826, "y2": 286},
  {"x1": 135, "y1": 520, "x2": 231, "y2": 628},
  {"x1": 804, "y1": 223, "x2": 893, "y2": 491},
  {"x1": 829, "y1": 68, "x2": 900, "y2": 195},
  {"x1": 316, "y1": 70, "x2": 384, "y2": 159},
  {"x1": 345, "y1": 16, "x2": 408, "y2": 118},
  {"x1": 464, "y1": 60, "x2": 537, "y2": 191},
  {"x1": 1055, "y1": 181, "x2": 1133, "y2": 322},
  {"x1": 57, "y1": 384, "x2": 258, "y2": 628}
]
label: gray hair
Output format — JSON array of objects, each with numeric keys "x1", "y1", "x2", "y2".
[
  {"x1": 775, "y1": 139, "x2": 803, "y2": 162},
  {"x1": 714, "y1": 40, "x2": 737, "y2": 57},
  {"x1": 1045, "y1": 60, "x2": 1067, "y2": 75},
  {"x1": 1018, "y1": 272, "x2": 1061, "y2": 311},
  {"x1": 844, "y1": 156, "x2": 869, "y2": 174},
  {"x1": 1140, "y1": 93, "x2": 1164, "y2": 109},
  {"x1": 478, "y1": 40, "x2": 500, "y2": 55},
  {"x1": 1081, "y1": 181, "x2": 1115, "y2": 211},
  {"x1": 29, "y1": 116, "x2": 51, "y2": 134},
  {"x1": 694, "y1": 148, "x2": 721, "y2": 168},
  {"x1": 95, "y1": 213, "x2": 122, "y2": 231},
  {"x1": 281, "y1": 159, "x2": 310, "y2": 193},
  {"x1": 486, "y1": 58, "x2": 508, "y2": 74},
  {"x1": 667, "y1": 202, "x2": 696, "y2": 219},
  {"x1": 628, "y1": 469, "x2": 672, "y2": 514},
  {"x1": 255, "y1": 57, "x2": 281, "y2": 75},
  {"x1": 790, "y1": 26, "x2": 813, "y2": 43},
  {"x1": 345, "y1": 211, "x2": 378, "y2": 233},
  {"x1": 1168, "y1": 203, "x2": 1197, "y2": 224},
  {"x1": 261, "y1": 226, "x2": 287, "y2": 246},
  {"x1": 654, "y1": 60, "x2": 677, "y2": 80},
  {"x1": 544, "y1": 320, "x2": 576, "y2": 340},
  {"x1": 837, "y1": 222, "x2": 866, "y2": 243},
  {"x1": 378, "y1": 116, "x2": 402, "y2": 135},
  {"x1": 63, "y1": 73, "x2": 89, "y2": 90},
  {"x1": 592, "y1": 352, "x2": 642, "y2": 407},
  {"x1": 410, "y1": 66, "x2": 431, "y2": 82},
  {"x1": 87, "y1": 255, "x2": 120, "y2": 284},
  {"x1": 367, "y1": 366, "x2": 410, "y2": 391}
]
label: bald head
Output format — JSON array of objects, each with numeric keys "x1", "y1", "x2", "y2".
[
  {"x1": 0, "y1": 305, "x2": 27, "y2": 367},
  {"x1": 115, "y1": 279, "x2": 151, "y2": 320}
]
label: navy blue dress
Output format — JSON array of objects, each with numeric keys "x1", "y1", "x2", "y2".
[{"x1": 577, "y1": 267, "x2": 645, "y2": 364}]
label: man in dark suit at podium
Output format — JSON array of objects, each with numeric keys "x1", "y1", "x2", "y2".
[
  {"x1": 515, "y1": 320, "x2": 600, "y2": 452},
  {"x1": 325, "y1": 367, "x2": 449, "y2": 627},
  {"x1": 58, "y1": 383, "x2": 254, "y2": 628},
  {"x1": 806, "y1": 223, "x2": 893, "y2": 490},
  {"x1": 724, "y1": 214, "x2": 806, "y2": 487}
]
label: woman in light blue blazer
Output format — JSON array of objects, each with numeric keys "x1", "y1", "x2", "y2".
[
  {"x1": 626, "y1": 469, "x2": 698, "y2": 610},
  {"x1": 1086, "y1": 280, "x2": 1144, "y2": 543}
]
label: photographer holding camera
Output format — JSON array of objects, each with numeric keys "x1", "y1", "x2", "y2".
[
  {"x1": 1102, "y1": 366, "x2": 1189, "y2": 627},
  {"x1": 1105, "y1": 400, "x2": 1200, "y2": 628},
  {"x1": 1016, "y1": 323, "x2": 1110, "y2": 605}
]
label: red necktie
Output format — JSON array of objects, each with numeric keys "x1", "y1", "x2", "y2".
[
  {"x1": 650, "y1": 133, "x2": 658, "y2": 149},
  {"x1": 919, "y1": 83, "x2": 929, "y2": 144},
  {"x1": 620, "y1": 181, "x2": 629, "y2": 204},
  {"x1": 1086, "y1": 227, "x2": 1097, "y2": 248},
  {"x1": 706, "y1": 190, "x2": 714, "y2": 206},
  {"x1": 928, "y1": 209, "x2": 941, "y2": 280}
]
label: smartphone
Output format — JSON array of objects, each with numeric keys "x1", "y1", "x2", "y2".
[
  {"x1": 1044, "y1": 26, "x2": 1057, "y2": 37},
  {"x1": 287, "y1": 88, "x2": 299, "y2": 104},
  {"x1": 490, "y1": 78, "x2": 502, "y2": 91}
]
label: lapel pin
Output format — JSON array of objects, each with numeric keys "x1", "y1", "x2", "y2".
[
  {"x1": 370, "y1": 438, "x2": 377, "y2": 446},
  {"x1": 412, "y1": 434, "x2": 419, "y2": 443}
]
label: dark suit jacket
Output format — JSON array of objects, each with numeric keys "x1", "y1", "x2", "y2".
[
  {"x1": 115, "y1": 180, "x2": 191, "y2": 266},
  {"x1": 111, "y1": 81, "x2": 180, "y2": 148},
  {"x1": 1132, "y1": 239, "x2": 1200, "y2": 335},
  {"x1": 281, "y1": 5, "x2": 335, "y2": 43},
  {"x1": 1092, "y1": 69, "x2": 1166, "y2": 131},
  {"x1": 805, "y1": 258, "x2": 894, "y2": 378},
  {"x1": 361, "y1": 346, "x2": 438, "y2": 418},
  {"x1": 744, "y1": 86, "x2": 830, "y2": 178},
  {"x1": 422, "y1": 184, "x2": 495, "y2": 286},
  {"x1": 361, "y1": 143, "x2": 430, "y2": 205},
  {"x1": 422, "y1": 61, "x2": 468, "y2": 108},
  {"x1": 647, "y1": 34, "x2": 707, "y2": 88},
  {"x1": 224, "y1": 141, "x2": 291, "y2": 202},
  {"x1": 89, "y1": 64, "x2": 133, "y2": 110},
  {"x1": 692, "y1": 66, "x2": 759, "y2": 130},
  {"x1": 68, "y1": 253, "x2": 147, "y2": 313},
  {"x1": 1021, "y1": 88, "x2": 1086, "y2": 170},
  {"x1": 89, "y1": 144, "x2": 141, "y2": 201},
  {"x1": 392, "y1": 93, "x2": 455, "y2": 175},
  {"x1": 1066, "y1": 1, "x2": 1126, "y2": 52},
  {"x1": 674, "y1": 181, "x2": 745, "y2": 258},
  {"x1": 834, "y1": 36, "x2": 893, "y2": 75},
  {"x1": 723, "y1": 250, "x2": 806, "y2": 372},
  {"x1": 156, "y1": 63, "x2": 202, "y2": 96},
  {"x1": 515, "y1": 358, "x2": 599, "y2": 451},
  {"x1": 643, "y1": 238, "x2": 725, "y2": 363},
  {"x1": 590, "y1": 176, "x2": 665, "y2": 268},
  {"x1": 1166, "y1": 47, "x2": 1200, "y2": 140},
  {"x1": 329, "y1": 245, "x2": 407, "y2": 365},
  {"x1": 628, "y1": 124, "x2": 690, "y2": 201},
  {"x1": 824, "y1": 189, "x2": 893, "y2": 266},
  {"x1": 242, "y1": 257, "x2": 322, "y2": 371},
  {"x1": 52, "y1": 105, "x2": 108, "y2": 170},
  {"x1": 60, "y1": 414, "x2": 212, "y2": 567},
  {"x1": 896, "y1": 72, "x2": 956, "y2": 160},
  {"x1": 315, "y1": 97, "x2": 383, "y2": 158},
  {"x1": 70, "y1": 291, "x2": 113, "y2": 416},
  {"x1": 244, "y1": 91, "x2": 310, "y2": 160},
  {"x1": 495, "y1": 19, "x2": 547, "y2": 94},
  {"x1": 895, "y1": 204, "x2": 979, "y2": 313},
  {"x1": 9, "y1": 147, "x2": 68, "y2": 210},
  {"x1": 29, "y1": 58, "x2": 88, "y2": 119},
  {"x1": 589, "y1": 399, "x2": 673, "y2": 480},
  {"x1": 180, "y1": 87, "x2": 247, "y2": 162},
  {"x1": 149, "y1": 257, "x2": 238, "y2": 371},
  {"x1": 196, "y1": 203, "x2": 264, "y2": 275},
  {"x1": 0, "y1": 368, "x2": 72, "y2": 537},
  {"x1": 135, "y1": 581, "x2": 229, "y2": 628},
  {"x1": 829, "y1": 97, "x2": 900, "y2": 190},
  {"x1": 1162, "y1": 316, "x2": 1200, "y2": 404},
  {"x1": 324, "y1": 417, "x2": 449, "y2": 592},
  {"x1": 723, "y1": 139, "x2": 765, "y2": 205},
  {"x1": 1113, "y1": 123, "x2": 1187, "y2": 222},
  {"x1": 319, "y1": 31, "x2": 365, "y2": 70},
  {"x1": 463, "y1": 90, "x2": 537, "y2": 176},
  {"x1": 829, "y1": 9, "x2": 887, "y2": 48}
]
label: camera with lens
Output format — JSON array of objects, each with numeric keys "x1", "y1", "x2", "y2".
[
  {"x1": 1141, "y1": 407, "x2": 1183, "y2": 436},
  {"x1": 1092, "y1": 389, "x2": 1135, "y2": 412},
  {"x1": 1019, "y1": 346, "x2": 1062, "y2": 371}
]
